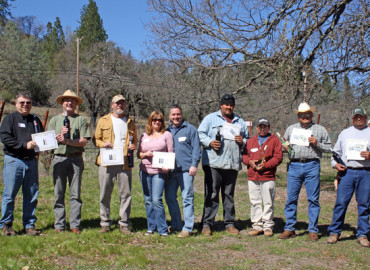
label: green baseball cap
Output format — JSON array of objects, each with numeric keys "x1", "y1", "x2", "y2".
[{"x1": 352, "y1": 107, "x2": 367, "y2": 117}]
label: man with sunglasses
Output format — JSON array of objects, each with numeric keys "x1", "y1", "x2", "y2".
[
  {"x1": 93, "y1": 95, "x2": 138, "y2": 234},
  {"x1": 48, "y1": 90, "x2": 90, "y2": 234},
  {"x1": 327, "y1": 107, "x2": 370, "y2": 247},
  {"x1": 0, "y1": 92, "x2": 44, "y2": 236},
  {"x1": 198, "y1": 94, "x2": 248, "y2": 236},
  {"x1": 279, "y1": 102, "x2": 331, "y2": 241}
]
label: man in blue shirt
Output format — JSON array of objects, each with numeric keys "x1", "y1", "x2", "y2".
[
  {"x1": 165, "y1": 104, "x2": 201, "y2": 238},
  {"x1": 198, "y1": 94, "x2": 248, "y2": 236}
]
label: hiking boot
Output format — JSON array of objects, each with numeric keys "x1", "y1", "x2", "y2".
[
  {"x1": 99, "y1": 226, "x2": 110, "y2": 233},
  {"x1": 264, "y1": 229, "x2": 274, "y2": 237},
  {"x1": 71, "y1": 228, "x2": 81, "y2": 234},
  {"x1": 201, "y1": 225, "x2": 211, "y2": 236},
  {"x1": 119, "y1": 226, "x2": 131, "y2": 235},
  {"x1": 248, "y1": 229, "x2": 263, "y2": 236},
  {"x1": 327, "y1": 234, "x2": 339, "y2": 244},
  {"x1": 278, "y1": 230, "x2": 296, "y2": 239},
  {"x1": 2, "y1": 223, "x2": 15, "y2": 236},
  {"x1": 55, "y1": 229, "x2": 64, "y2": 233},
  {"x1": 226, "y1": 225, "x2": 239, "y2": 236},
  {"x1": 308, "y1": 232, "x2": 319, "y2": 241},
  {"x1": 178, "y1": 230, "x2": 191, "y2": 238},
  {"x1": 357, "y1": 236, "x2": 370, "y2": 248},
  {"x1": 25, "y1": 227, "x2": 40, "y2": 236}
]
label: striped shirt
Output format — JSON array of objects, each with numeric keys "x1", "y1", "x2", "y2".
[{"x1": 284, "y1": 122, "x2": 332, "y2": 159}]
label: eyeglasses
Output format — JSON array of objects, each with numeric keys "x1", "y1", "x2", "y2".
[
  {"x1": 298, "y1": 112, "x2": 312, "y2": 118},
  {"x1": 17, "y1": 101, "x2": 31, "y2": 105},
  {"x1": 152, "y1": 118, "x2": 163, "y2": 123}
]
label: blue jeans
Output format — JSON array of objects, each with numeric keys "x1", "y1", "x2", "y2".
[
  {"x1": 284, "y1": 160, "x2": 320, "y2": 233},
  {"x1": 0, "y1": 155, "x2": 39, "y2": 229},
  {"x1": 165, "y1": 171, "x2": 194, "y2": 232},
  {"x1": 140, "y1": 170, "x2": 168, "y2": 234},
  {"x1": 328, "y1": 168, "x2": 370, "y2": 238}
]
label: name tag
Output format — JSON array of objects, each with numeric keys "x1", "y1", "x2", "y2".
[
  {"x1": 178, "y1": 137, "x2": 186, "y2": 142},
  {"x1": 18, "y1": 123, "x2": 26, "y2": 128},
  {"x1": 251, "y1": 148, "x2": 258, "y2": 152},
  {"x1": 143, "y1": 138, "x2": 150, "y2": 143}
]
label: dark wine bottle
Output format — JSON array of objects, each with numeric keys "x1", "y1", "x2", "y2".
[
  {"x1": 128, "y1": 137, "x2": 134, "y2": 168},
  {"x1": 215, "y1": 126, "x2": 221, "y2": 154},
  {"x1": 331, "y1": 148, "x2": 346, "y2": 166},
  {"x1": 63, "y1": 111, "x2": 70, "y2": 139},
  {"x1": 33, "y1": 114, "x2": 40, "y2": 133}
]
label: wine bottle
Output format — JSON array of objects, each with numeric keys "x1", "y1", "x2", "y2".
[
  {"x1": 63, "y1": 111, "x2": 70, "y2": 139},
  {"x1": 128, "y1": 136, "x2": 134, "y2": 168},
  {"x1": 276, "y1": 132, "x2": 295, "y2": 157},
  {"x1": 215, "y1": 126, "x2": 221, "y2": 154},
  {"x1": 33, "y1": 114, "x2": 40, "y2": 133},
  {"x1": 331, "y1": 148, "x2": 346, "y2": 166}
]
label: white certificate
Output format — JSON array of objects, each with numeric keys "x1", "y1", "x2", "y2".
[
  {"x1": 31, "y1": 130, "x2": 58, "y2": 152},
  {"x1": 290, "y1": 128, "x2": 312, "y2": 146},
  {"x1": 152, "y1": 151, "x2": 175, "y2": 169},
  {"x1": 346, "y1": 139, "x2": 368, "y2": 160},
  {"x1": 221, "y1": 123, "x2": 241, "y2": 140},
  {"x1": 100, "y1": 147, "x2": 124, "y2": 166}
]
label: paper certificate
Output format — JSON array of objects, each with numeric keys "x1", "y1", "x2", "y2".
[
  {"x1": 221, "y1": 123, "x2": 241, "y2": 140},
  {"x1": 100, "y1": 147, "x2": 124, "y2": 166},
  {"x1": 346, "y1": 139, "x2": 368, "y2": 160},
  {"x1": 31, "y1": 130, "x2": 58, "y2": 152},
  {"x1": 152, "y1": 151, "x2": 175, "y2": 169},
  {"x1": 290, "y1": 128, "x2": 312, "y2": 146}
]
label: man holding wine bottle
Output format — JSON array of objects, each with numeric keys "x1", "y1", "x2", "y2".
[
  {"x1": 327, "y1": 107, "x2": 370, "y2": 247},
  {"x1": 278, "y1": 102, "x2": 332, "y2": 241},
  {"x1": 48, "y1": 90, "x2": 90, "y2": 234},
  {"x1": 93, "y1": 95, "x2": 138, "y2": 234},
  {"x1": 198, "y1": 94, "x2": 248, "y2": 236},
  {"x1": 0, "y1": 92, "x2": 44, "y2": 236}
]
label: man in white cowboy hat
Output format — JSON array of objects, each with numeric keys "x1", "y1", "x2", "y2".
[
  {"x1": 327, "y1": 106, "x2": 370, "y2": 247},
  {"x1": 93, "y1": 95, "x2": 138, "y2": 234},
  {"x1": 278, "y1": 102, "x2": 331, "y2": 241},
  {"x1": 48, "y1": 90, "x2": 91, "y2": 234}
]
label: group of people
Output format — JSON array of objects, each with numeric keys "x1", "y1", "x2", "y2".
[{"x1": 0, "y1": 91, "x2": 369, "y2": 248}]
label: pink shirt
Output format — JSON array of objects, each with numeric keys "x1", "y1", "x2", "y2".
[{"x1": 139, "y1": 131, "x2": 174, "y2": 174}]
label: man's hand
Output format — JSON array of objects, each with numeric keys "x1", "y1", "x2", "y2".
[
  {"x1": 256, "y1": 163, "x2": 265, "y2": 172},
  {"x1": 61, "y1": 126, "x2": 69, "y2": 136},
  {"x1": 210, "y1": 140, "x2": 221, "y2": 151},
  {"x1": 56, "y1": 134, "x2": 66, "y2": 144},
  {"x1": 26, "y1": 141, "x2": 37, "y2": 150},
  {"x1": 234, "y1": 135, "x2": 243, "y2": 145},
  {"x1": 335, "y1": 163, "x2": 347, "y2": 172},
  {"x1": 360, "y1": 151, "x2": 370, "y2": 160},
  {"x1": 103, "y1": 141, "x2": 113, "y2": 148},
  {"x1": 249, "y1": 160, "x2": 259, "y2": 170},
  {"x1": 308, "y1": 136, "x2": 318, "y2": 147},
  {"x1": 189, "y1": 166, "x2": 197, "y2": 176}
]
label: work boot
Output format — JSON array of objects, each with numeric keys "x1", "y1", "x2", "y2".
[
  {"x1": 99, "y1": 226, "x2": 110, "y2": 233},
  {"x1": 327, "y1": 234, "x2": 339, "y2": 244},
  {"x1": 2, "y1": 223, "x2": 15, "y2": 236},
  {"x1": 225, "y1": 225, "x2": 239, "y2": 236},
  {"x1": 248, "y1": 229, "x2": 263, "y2": 236},
  {"x1": 25, "y1": 227, "x2": 40, "y2": 236},
  {"x1": 308, "y1": 232, "x2": 319, "y2": 241},
  {"x1": 278, "y1": 230, "x2": 296, "y2": 239},
  {"x1": 71, "y1": 228, "x2": 81, "y2": 234},
  {"x1": 201, "y1": 225, "x2": 211, "y2": 236},
  {"x1": 119, "y1": 226, "x2": 131, "y2": 235},
  {"x1": 264, "y1": 229, "x2": 274, "y2": 237},
  {"x1": 178, "y1": 230, "x2": 191, "y2": 238},
  {"x1": 357, "y1": 236, "x2": 370, "y2": 248}
]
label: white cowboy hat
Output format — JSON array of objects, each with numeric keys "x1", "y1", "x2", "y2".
[
  {"x1": 56, "y1": 90, "x2": 83, "y2": 105},
  {"x1": 294, "y1": 102, "x2": 316, "y2": 114}
]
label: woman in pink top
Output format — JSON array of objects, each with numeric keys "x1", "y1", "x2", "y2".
[{"x1": 138, "y1": 111, "x2": 174, "y2": 236}]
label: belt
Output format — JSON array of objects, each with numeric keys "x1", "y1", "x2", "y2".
[
  {"x1": 347, "y1": 167, "x2": 370, "y2": 171},
  {"x1": 20, "y1": 156, "x2": 35, "y2": 160},
  {"x1": 55, "y1": 152, "x2": 83, "y2": 158},
  {"x1": 290, "y1": 158, "x2": 319, "y2": 163}
]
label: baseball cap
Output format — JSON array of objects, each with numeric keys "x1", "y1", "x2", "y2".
[
  {"x1": 257, "y1": 118, "x2": 270, "y2": 126},
  {"x1": 352, "y1": 107, "x2": 367, "y2": 117},
  {"x1": 112, "y1": 95, "x2": 126, "y2": 103},
  {"x1": 220, "y1": 94, "x2": 235, "y2": 105}
]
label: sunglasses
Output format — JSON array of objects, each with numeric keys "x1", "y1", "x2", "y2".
[
  {"x1": 298, "y1": 112, "x2": 312, "y2": 118},
  {"x1": 18, "y1": 101, "x2": 31, "y2": 105},
  {"x1": 152, "y1": 118, "x2": 163, "y2": 123}
]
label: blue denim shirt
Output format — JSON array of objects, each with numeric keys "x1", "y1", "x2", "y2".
[
  {"x1": 168, "y1": 121, "x2": 201, "y2": 173},
  {"x1": 198, "y1": 110, "x2": 248, "y2": 170}
]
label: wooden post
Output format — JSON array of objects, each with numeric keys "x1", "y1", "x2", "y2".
[
  {"x1": 0, "y1": 100, "x2": 5, "y2": 123},
  {"x1": 42, "y1": 110, "x2": 49, "y2": 130},
  {"x1": 248, "y1": 115, "x2": 252, "y2": 137},
  {"x1": 317, "y1": 113, "x2": 321, "y2": 124}
]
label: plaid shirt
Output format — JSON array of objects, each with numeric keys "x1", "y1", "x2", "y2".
[{"x1": 284, "y1": 122, "x2": 332, "y2": 160}]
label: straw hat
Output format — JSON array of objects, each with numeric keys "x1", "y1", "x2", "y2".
[
  {"x1": 294, "y1": 102, "x2": 316, "y2": 114},
  {"x1": 56, "y1": 90, "x2": 83, "y2": 105}
]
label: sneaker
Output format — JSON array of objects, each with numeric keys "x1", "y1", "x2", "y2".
[
  {"x1": 99, "y1": 226, "x2": 110, "y2": 233},
  {"x1": 2, "y1": 223, "x2": 15, "y2": 236},
  {"x1": 120, "y1": 226, "x2": 131, "y2": 235},
  {"x1": 25, "y1": 227, "x2": 40, "y2": 236},
  {"x1": 248, "y1": 229, "x2": 263, "y2": 236},
  {"x1": 327, "y1": 234, "x2": 339, "y2": 244},
  {"x1": 264, "y1": 229, "x2": 274, "y2": 237},
  {"x1": 145, "y1": 231, "x2": 154, "y2": 236},
  {"x1": 226, "y1": 225, "x2": 239, "y2": 236},
  {"x1": 356, "y1": 236, "x2": 370, "y2": 248},
  {"x1": 178, "y1": 230, "x2": 191, "y2": 238},
  {"x1": 278, "y1": 230, "x2": 296, "y2": 239},
  {"x1": 308, "y1": 232, "x2": 319, "y2": 241},
  {"x1": 160, "y1": 233, "x2": 168, "y2": 237},
  {"x1": 201, "y1": 225, "x2": 212, "y2": 236}
]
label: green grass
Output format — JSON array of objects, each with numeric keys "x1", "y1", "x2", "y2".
[{"x1": 0, "y1": 150, "x2": 369, "y2": 269}]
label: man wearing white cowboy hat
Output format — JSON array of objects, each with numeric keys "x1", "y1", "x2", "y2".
[
  {"x1": 48, "y1": 90, "x2": 91, "y2": 234},
  {"x1": 278, "y1": 102, "x2": 331, "y2": 241}
]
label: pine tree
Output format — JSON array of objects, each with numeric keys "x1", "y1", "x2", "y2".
[{"x1": 42, "y1": 17, "x2": 66, "y2": 68}]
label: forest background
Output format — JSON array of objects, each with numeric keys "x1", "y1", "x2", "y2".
[{"x1": 0, "y1": 0, "x2": 369, "y2": 138}]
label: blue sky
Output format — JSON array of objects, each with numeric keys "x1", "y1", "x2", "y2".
[{"x1": 11, "y1": 0, "x2": 156, "y2": 60}]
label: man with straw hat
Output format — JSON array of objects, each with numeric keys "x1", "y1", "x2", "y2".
[
  {"x1": 48, "y1": 90, "x2": 90, "y2": 234},
  {"x1": 278, "y1": 102, "x2": 331, "y2": 241}
]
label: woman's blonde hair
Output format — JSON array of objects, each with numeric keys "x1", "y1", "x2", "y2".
[{"x1": 146, "y1": 111, "x2": 165, "y2": 135}]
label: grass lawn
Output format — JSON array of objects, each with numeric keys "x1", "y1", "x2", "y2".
[{"x1": 0, "y1": 149, "x2": 369, "y2": 269}]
